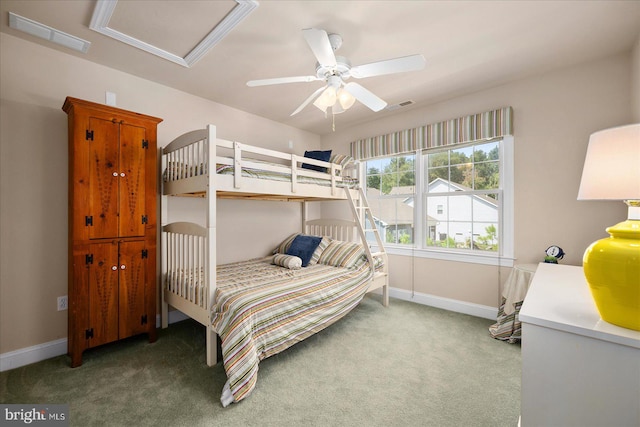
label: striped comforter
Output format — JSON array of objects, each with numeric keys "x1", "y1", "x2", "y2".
[{"x1": 211, "y1": 256, "x2": 372, "y2": 405}]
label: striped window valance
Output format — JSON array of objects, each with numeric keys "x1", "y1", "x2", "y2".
[{"x1": 350, "y1": 106, "x2": 513, "y2": 160}]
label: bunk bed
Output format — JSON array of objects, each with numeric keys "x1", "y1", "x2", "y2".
[{"x1": 161, "y1": 125, "x2": 388, "y2": 406}]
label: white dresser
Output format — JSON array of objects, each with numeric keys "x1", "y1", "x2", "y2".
[{"x1": 519, "y1": 263, "x2": 640, "y2": 427}]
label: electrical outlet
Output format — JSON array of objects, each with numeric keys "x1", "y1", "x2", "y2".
[{"x1": 57, "y1": 296, "x2": 68, "y2": 311}]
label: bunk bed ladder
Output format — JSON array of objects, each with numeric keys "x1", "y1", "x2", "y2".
[{"x1": 346, "y1": 188, "x2": 389, "y2": 307}]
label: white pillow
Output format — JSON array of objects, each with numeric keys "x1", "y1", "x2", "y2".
[{"x1": 272, "y1": 254, "x2": 302, "y2": 270}]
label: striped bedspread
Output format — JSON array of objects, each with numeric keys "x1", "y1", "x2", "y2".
[{"x1": 211, "y1": 256, "x2": 372, "y2": 405}]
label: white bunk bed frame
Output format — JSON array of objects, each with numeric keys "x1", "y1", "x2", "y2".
[{"x1": 161, "y1": 125, "x2": 388, "y2": 367}]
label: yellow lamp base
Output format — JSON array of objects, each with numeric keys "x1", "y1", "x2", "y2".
[{"x1": 583, "y1": 219, "x2": 640, "y2": 331}]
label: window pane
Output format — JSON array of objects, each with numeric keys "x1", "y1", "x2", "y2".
[
  {"x1": 379, "y1": 157, "x2": 393, "y2": 173},
  {"x1": 451, "y1": 163, "x2": 472, "y2": 187},
  {"x1": 374, "y1": 198, "x2": 413, "y2": 245},
  {"x1": 448, "y1": 195, "x2": 472, "y2": 221},
  {"x1": 427, "y1": 167, "x2": 449, "y2": 191},
  {"x1": 473, "y1": 222, "x2": 499, "y2": 252},
  {"x1": 365, "y1": 159, "x2": 382, "y2": 190},
  {"x1": 427, "y1": 151, "x2": 448, "y2": 168},
  {"x1": 398, "y1": 170, "x2": 415, "y2": 187},
  {"x1": 451, "y1": 146, "x2": 473, "y2": 165},
  {"x1": 474, "y1": 160, "x2": 499, "y2": 190},
  {"x1": 366, "y1": 158, "x2": 382, "y2": 174},
  {"x1": 380, "y1": 172, "x2": 398, "y2": 194},
  {"x1": 446, "y1": 222, "x2": 470, "y2": 249},
  {"x1": 474, "y1": 141, "x2": 499, "y2": 161},
  {"x1": 474, "y1": 192, "x2": 500, "y2": 222}
]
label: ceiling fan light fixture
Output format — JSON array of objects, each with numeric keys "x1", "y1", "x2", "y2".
[
  {"x1": 337, "y1": 88, "x2": 356, "y2": 110},
  {"x1": 331, "y1": 103, "x2": 346, "y2": 115},
  {"x1": 315, "y1": 86, "x2": 337, "y2": 108},
  {"x1": 313, "y1": 99, "x2": 328, "y2": 113}
]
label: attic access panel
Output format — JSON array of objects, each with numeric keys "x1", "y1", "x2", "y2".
[{"x1": 90, "y1": 0, "x2": 258, "y2": 67}]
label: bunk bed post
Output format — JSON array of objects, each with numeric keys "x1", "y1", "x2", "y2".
[
  {"x1": 233, "y1": 142, "x2": 242, "y2": 189},
  {"x1": 302, "y1": 200, "x2": 307, "y2": 234},
  {"x1": 206, "y1": 124, "x2": 218, "y2": 366}
]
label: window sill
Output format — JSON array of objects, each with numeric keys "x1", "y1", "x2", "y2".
[{"x1": 374, "y1": 245, "x2": 515, "y2": 267}]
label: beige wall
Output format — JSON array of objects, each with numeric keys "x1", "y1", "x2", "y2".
[
  {"x1": 632, "y1": 34, "x2": 640, "y2": 121},
  {"x1": 0, "y1": 33, "x2": 321, "y2": 354},
  {"x1": 321, "y1": 52, "x2": 633, "y2": 307}
]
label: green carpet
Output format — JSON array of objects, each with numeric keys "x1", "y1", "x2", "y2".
[{"x1": 1, "y1": 296, "x2": 521, "y2": 426}]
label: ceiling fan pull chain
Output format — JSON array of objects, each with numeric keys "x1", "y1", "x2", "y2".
[{"x1": 332, "y1": 113, "x2": 336, "y2": 132}]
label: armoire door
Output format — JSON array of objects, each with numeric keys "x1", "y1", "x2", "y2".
[
  {"x1": 87, "y1": 241, "x2": 119, "y2": 347},
  {"x1": 118, "y1": 124, "x2": 147, "y2": 238},
  {"x1": 118, "y1": 240, "x2": 147, "y2": 338},
  {"x1": 87, "y1": 118, "x2": 147, "y2": 240},
  {"x1": 88, "y1": 118, "x2": 119, "y2": 239}
]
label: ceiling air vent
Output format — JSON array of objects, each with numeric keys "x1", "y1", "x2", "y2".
[
  {"x1": 385, "y1": 100, "x2": 415, "y2": 111},
  {"x1": 9, "y1": 12, "x2": 91, "y2": 53}
]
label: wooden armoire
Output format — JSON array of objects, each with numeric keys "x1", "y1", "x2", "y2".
[{"x1": 63, "y1": 97, "x2": 162, "y2": 367}]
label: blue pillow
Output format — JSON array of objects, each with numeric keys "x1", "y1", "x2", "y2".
[
  {"x1": 286, "y1": 235, "x2": 322, "y2": 267},
  {"x1": 302, "y1": 150, "x2": 332, "y2": 172}
]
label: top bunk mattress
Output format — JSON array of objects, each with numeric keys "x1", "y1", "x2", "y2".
[{"x1": 163, "y1": 155, "x2": 359, "y2": 199}]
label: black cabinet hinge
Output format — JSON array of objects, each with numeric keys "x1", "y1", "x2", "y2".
[
  {"x1": 141, "y1": 249, "x2": 148, "y2": 259},
  {"x1": 141, "y1": 314, "x2": 148, "y2": 325},
  {"x1": 86, "y1": 130, "x2": 94, "y2": 141},
  {"x1": 85, "y1": 328, "x2": 94, "y2": 339},
  {"x1": 85, "y1": 216, "x2": 93, "y2": 226},
  {"x1": 85, "y1": 254, "x2": 93, "y2": 265},
  {"x1": 141, "y1": 215, "x2": 148, "y2": 224},
  {"x1": 142, "y1": 139, "x2": 149, "y2": 149}
]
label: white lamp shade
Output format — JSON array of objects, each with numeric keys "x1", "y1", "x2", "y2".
[
  {"x1": 314, "y1": 86, "x2": 337, "y2": 108},
  {"x1": 577, "y1": 124, "x2": 640, "y2": 200},
  {"x1": 337, "y1": 88, "x2": 356, "y2": 110}
]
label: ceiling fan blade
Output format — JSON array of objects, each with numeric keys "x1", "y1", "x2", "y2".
[
  {"x1": 350, "y1": 54, "x2": 426, "y2": 79},
  {"x1": 247, "y1": 75, "x2": 320, "y2": 87},
  {"x1": 291, "y1": 86, "x2": 327, "y2": 116},
  {"x1": 343, "y1": 82, "x2": 387, "y2": 112},
  {"x1": 302, "y1": 28, "x2": 337, "y2": 67}
]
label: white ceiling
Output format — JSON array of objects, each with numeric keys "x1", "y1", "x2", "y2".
[{"x1": 2, "y1": 0, "x2": 639, "y2": 135}]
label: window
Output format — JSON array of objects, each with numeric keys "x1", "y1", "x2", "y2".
[
  {"x1": 362, "y1": 137, "x2": 513, "y2": 265},
  {"x1": 365, "y1": 154, "x2": 415, "y2": 245}
]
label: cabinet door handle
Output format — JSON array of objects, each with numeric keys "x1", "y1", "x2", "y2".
[
  {"x1": 111, "y1": 265, "x2": 117, "y2": 271},
  {"x1": 112, "y1": 172, "x2": 118, "y2": 177},
  {"x1": 120, "y1": 264, "x2": 126, "y2": 270},
  {"x1": 120, "y1": 172, "x2": 125, "y2": 177}
]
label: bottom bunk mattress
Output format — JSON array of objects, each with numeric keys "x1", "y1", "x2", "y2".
[{"x1": 211, "y1": 253, "x2": 372, "y2": 406}]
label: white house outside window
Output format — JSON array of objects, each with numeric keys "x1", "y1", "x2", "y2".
[{"x1": 362, "y1": 137, "x2": 514, "y2": 266}]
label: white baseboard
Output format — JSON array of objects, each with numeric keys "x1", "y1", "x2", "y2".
[
  {"x1": 1, "y1": 291, "x2": 496, "y2": 372},
  {"x1": 389, "y1": 287, "x2": 498, "y2": 320},
  {"x1": 0, "y1": 313, "x2": 188, "y2": 372},
  {"x1": 0, "y1": 338, "x2": 67, "y2": 372}
]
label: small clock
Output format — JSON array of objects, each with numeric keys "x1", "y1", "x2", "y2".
[{"x1": 544, "y1": 245, "x2": 565, "y2": 263}]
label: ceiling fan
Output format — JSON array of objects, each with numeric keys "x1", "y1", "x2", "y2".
[{"x1": 246, "y1": 28, "x2": 426, "y2": 116}]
